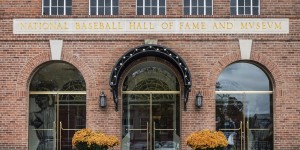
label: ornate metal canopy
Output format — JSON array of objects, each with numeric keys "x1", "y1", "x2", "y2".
[{"x1": 109, "y1": 44, "x2": 192, "y2": 111}]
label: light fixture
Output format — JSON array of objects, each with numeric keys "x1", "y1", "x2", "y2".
[
  {"x1": 195, "y1": 91, "x2": 203, "y2": 108},
  {"x1": 99, "y1": 91, "x2": 107, "y2": 108}
]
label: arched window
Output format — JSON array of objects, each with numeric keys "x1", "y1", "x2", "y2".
[
  {"x1": 216, "y1": 62, "x2": 273, "y2": 150},
  {"x1": 29, "y1": 62, "x2": 86, "y2": 150}
]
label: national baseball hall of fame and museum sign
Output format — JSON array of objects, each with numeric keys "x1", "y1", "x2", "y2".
[{"x1": 0, "y1": 1, "x2": 299, "y2": 150}]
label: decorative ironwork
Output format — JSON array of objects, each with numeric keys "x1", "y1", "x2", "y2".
[{"x1": 109, "y1": 44, "x2": 192, "y2": 111}]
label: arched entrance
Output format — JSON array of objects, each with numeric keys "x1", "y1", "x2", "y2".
[
  {"x1": 29, "y1": 62, "x2": 86, "y2": 150},
  {"x1": 121, "y1": 61, "x2": 180, "y2": 150},
  {"x1": 109, "y1": 45, "x2": 192, "y2": 150},
  {"x1": 216, "y1": 62, "x2": 273, "y2": 150}
]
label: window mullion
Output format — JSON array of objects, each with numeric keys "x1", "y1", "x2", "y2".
[
  {"x1": 236, "y1": 0, "x2": 238, "y2": 15},
  {"x1": 204, "y1": 0, "x2": 206, "y2": 15},
  {"x1": 190, "y1": 0, "x2": 192, "y2": 15},
  {"x1": 64, "y1": 0, "x2": 66, "y2": 15},
  {"x1": 50, "y1": 0, "x2": 52, "y2": 15},
  {"x1": 96, "y1": 0, "x2": 98, "y2": 15},
  {"x1": 157, "y1": 0, "x2": 159, "y2": 15},
  {"x1": 143, "y1": 0, "x2": 145, "y2": 15},
  {"x1": 251, "y1": 0, "x2": 253, "y2": 15},
  {"x1": 111, "y1": 0, "x2": 113, "y2": 15}
]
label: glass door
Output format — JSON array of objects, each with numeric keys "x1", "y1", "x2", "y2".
[
  {"x1": 122, "y1": 91, "x2": 180, "y2": 150},
  {"x1": 216, "y1": 93, "x2": 273, "y2": 150},
  {"x1": 29, "y1": 92, "x2": 86, "y2": 150}
]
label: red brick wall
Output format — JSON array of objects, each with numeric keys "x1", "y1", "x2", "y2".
[{"x1": 0, "y1": 0, "x2": 299, "y2": 150}]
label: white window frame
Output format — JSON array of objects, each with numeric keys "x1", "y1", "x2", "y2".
[
  {"x1": 136, "y1": 0, "x2": 166, "y2": 15},
  {"x1": 230, "y1": 0, "x2": 260, "y2": 15},
  {"x1": 183, "y1": 0, "x2": 213, "y2": 15},
  {"x1": 89, "y1": 0, "x2": 118, "y2": 15},
  {"x1": 42, "y1": 0, "x2": 72, "y2": 15}
]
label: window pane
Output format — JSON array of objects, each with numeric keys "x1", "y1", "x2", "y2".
[
  {"x1": 159, "y1": 7, "x2": 165, "y2": 15},
  {"x1": 52, "y1": 0, "x2": 57, "y2": 6},
  {"x1": 192, "y1": 0, "x2": 197, "y2": 6},
  {"x1": 98, "y1": 7, "x2": 104, "y2": 15},
  {"x1": 159, "y1": 0, "x2": 165, "y2": 6},
  {"x1": 206, "y1": 0, "x2": 212, "y2": 6},
  {"x1": 43, "y1": 0, "x2": 49, "y2": 6},
  {"x1": 245, "y1": 7, "x2": 251, "y2": 14},
  {"x1": 253, "y1": 0, "x2": 259, "y2": 6},
  {"x1": 192, "y1": 7, "x2": 197, "y2": 15},
  {"x1": 238, "y1": 7, "x2": 244, "y2": 14},
  {"x1": 152, "y1": 7, "x2": 157, "y2": 15},
  {"x1": 137, "y1": 7, "x2": 143, "y2": 15},
  {"x1": 58, "y1": 7, "x2": 64, "y2": 14},
  {"x1": 198, "y1": 7, "x2": 204, "y2": 15},
  {"x1": 206, "y1": 7, "x2": 212, "y2": 15},
  {"x1": 145, "y1": 0, "x2": 150, "y2": 6},
  {"x1": 137, "y1": 0, "x2": 143, "y2": 6},
  {"x1": 99, "y1": 0, "x2": 104, "y2": 6},
  {"x1": 238, "y1": 0, "x2": 244, "y2": 6},
  {"x1": 66, "y1": 0, "x2": 72, "y2": 6},
  {"x1": 105, "y1": 6, "x2": 111, "y2": 14},
  {"x1": 184, "y1": 7, "x2": 189, "y2": 15},
  {"x1": 113, "y1": 6, "x2": 118, "y2": 15},
  {"x1": 253, "y1": 7, "x2": 259, "y2": 15},
  {"x1": 51, "y1": 7, "x2": 57, "y2": 15},
  {"x1": 90, "y1": 0, "x2": 96, "y2": 6},
  {"x1": 66, "y1": 7, "x2": 72, "y2": 15},
  {"x1": 198, "y1": 0, "x2": 204, "y2": 6},
  {"x1": 145, "y1": 7, "x2": 150, "y2": 14},
  {"x1": 58, "y1": 0, "x2": 64, "y2": 6},
  {"x1": 152, "y1": 0, "x2": 157, "y2": 6},
  {"x1": 245, "y1": 0, "x2": 251, "y2": 6},
  {"x1": 105, "y1": 0, "x2": 111, "y2": 6},
  {"x1": 113, "y1": 0, "x2": 118, "y2": 6},
  {"x1": 90, "y1": 7, "x2": 96, "y2": 15},
  {"x1": 230, "y1": 0, "x2": 236, "y2": 6},
  {"x1": 43, "y1": 7, "x2": 50, "y2": 15},
  {"x1": 184, "y1": 0, "x2": 190, "y2": 7},
  {"x1": 230, "y1": 7, "x2": 236, "y2": 15}
]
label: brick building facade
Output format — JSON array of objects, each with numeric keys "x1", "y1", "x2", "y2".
[{"x1": 0, "y1": 0, "x2": 299, "y2": 150}]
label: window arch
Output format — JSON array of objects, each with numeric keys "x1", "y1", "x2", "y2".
[
  {"x1": 216, "y1": 62, "x2": 273, "y2": 150},
  {"x1": 29, "y1": 62, "x2": 86, "y2": 150}
]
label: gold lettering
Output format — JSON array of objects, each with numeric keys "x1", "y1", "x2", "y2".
[
  {"x1": 179, "y1": 22, "x2": 184, "y2": 30},
  {"x1": 64, "y1": 22, "x2": 68, "y2": 29},
  {"x1": 161, "y1": 22, "x2": 169, "y2": 29},
  {"x1": 213, "y1": 22, "x2": 232, "y2": 29},
  {"x1": 262, "y1": 22, "x2": 266, "y2": 29},
  {"x1": 94, "y1": 22, "x2": 98, "y2": 29},
  {"x1": 129, "y1": 22, "x2": 135, "y2": 30},
  {"x1": 82, "y1": 22, "x2": 87, "y2": 29},
  {"x1": 42, "y1": 22, "x2": 49, "y2": 29},
  {"x1": 75, "y1": 22, "x2": 80, "y2": 30},
  {"x1": 275, "y1": 22, "x2": 282, "y2": 29},
  {"x1": 49, "y1": 22, "x2": 56, "y2": 29},
  {"x1": 118, "y1": 22, "x2": 123, "y2": 29},
  {"x1": 20, "y1": 22, "x2": 26, "y2": 30},
  {"x1": 241, "y1": 22, "x2": 247, "y2": 29},
  {"x1": 105, "y1": 22, "x2": 111, "y2": 29},
  {"x1": 149, "y1": 22, "x2": 154, "y2": 29},
  {"x1": 100, "y1": 22, "x2": 105, "y2": 29},
  {"x1": 201, "y1": 22, "x2": 206, "y2": 29}
]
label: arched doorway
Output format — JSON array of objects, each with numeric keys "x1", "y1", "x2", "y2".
[
  {"x1": 29, "y1": 62, "x2": 86, "y2": 150},
  {"x1": 109, "y1": 44, "x2": 192, "y2": 150},
  {"x1": 216, "y1": 62, "x2": 273, "y2": 150},
  {"x1": 121, "y1": 61, "x2": 180, "y2": 150}
]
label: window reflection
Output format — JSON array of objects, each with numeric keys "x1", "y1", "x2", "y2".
[{"x1": 216, "y1": 62, "x2": 273, "y2": 150}]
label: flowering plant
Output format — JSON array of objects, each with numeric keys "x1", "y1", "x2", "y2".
[
  {"x1": 72, "y1": 128, "x2": 120, "y2": 150},
  {"x1": 186, "y1": 129, "x2": 228, "y2": 150}
]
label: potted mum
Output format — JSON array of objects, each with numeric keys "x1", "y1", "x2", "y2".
[
  {"x1": 186, "y1": 129, "x2": 228, "y2": 150},
  {"x1": 72, "y1": 128, "x2": 120, "y2": 150}
]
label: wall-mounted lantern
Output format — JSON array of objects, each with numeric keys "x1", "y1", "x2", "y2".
[
  {"x1": 195, "y1": 91, "x2": 203, "y2": 108},
  {"x1": 99, "y1": 91, "x2": 107, "y2": 108}
]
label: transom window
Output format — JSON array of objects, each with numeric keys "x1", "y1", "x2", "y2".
[
  {"x1": 230, "y1": 0, "x2": 260, "y2": 15},
  {"x1": 183, "y1": 0, "x2": 213, "y2": 15},
  {"x1": 42, "y1": 0, "x2": 72, "y2": 15},
  {"x1": 90, "y1": 0, "x2": 119, "y2": 15},
  {"x1": 136, "y1": 0, "x2": 166, "y2": 15}
]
